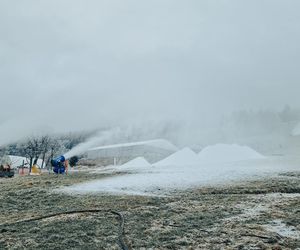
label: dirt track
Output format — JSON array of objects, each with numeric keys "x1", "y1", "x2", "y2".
[{"x1": 0, "y1": 171, "x2": 300, "y2": 249}]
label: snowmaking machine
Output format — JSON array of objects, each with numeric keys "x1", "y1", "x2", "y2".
[{"x1": 51, "y1": 155, "x2": 68, "y2": 174}]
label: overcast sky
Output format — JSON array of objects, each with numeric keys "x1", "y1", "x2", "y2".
[{"x1": 0, "y1": 0, "x2": 300, "y2": 144}]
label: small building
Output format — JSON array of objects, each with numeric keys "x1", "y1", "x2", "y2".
[
  {"x1": 87, "y1": 139, "x2": 178, "y2": 165},
  {"x1": 0, "y1": 155, "x2": 45, "y2": 169}
]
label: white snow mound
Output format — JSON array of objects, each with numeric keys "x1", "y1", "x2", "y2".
[
  {"x1": 198, "y1": 144, "x2": 265, "y2": 164},
  {"x1": 121, "y1": 157, "x2": 151, "y2": 170},
  {"x1": 94, "y1": 157, "x2": 152, "y2": 174},
  {"x1": 154, "y1": 147, "x2": 198, "y2": 166}
]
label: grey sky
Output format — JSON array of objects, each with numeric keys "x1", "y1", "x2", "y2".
[{"x1": 0, "y1": 0, "x2": 300, "y2": 144}]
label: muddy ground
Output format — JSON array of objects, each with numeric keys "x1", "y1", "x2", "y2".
[{"x1": 0, "y1": 170, "x2": 300, "y2": 249}]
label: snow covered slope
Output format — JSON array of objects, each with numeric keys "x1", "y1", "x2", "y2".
[
  {"x1": 154, "y1": 147, "x2": 198, "y2": 166},
  {"x1": 198, "y1": 144, "x2": 265, "y2": 164}
]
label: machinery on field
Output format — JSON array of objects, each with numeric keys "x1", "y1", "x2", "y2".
[
  {"x1": 0, "y1": 164, "x2": 14, "y2": 178},
  {"x1": 51, "y1": 155, "x2": 68, "y2": 174}
]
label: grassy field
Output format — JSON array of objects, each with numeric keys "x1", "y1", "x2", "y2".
[{"x1": 0, "y1": 170, "x2": 300, "y2": 249}]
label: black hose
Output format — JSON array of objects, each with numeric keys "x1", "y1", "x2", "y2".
[{"x1": 111, "y1": 211, "x2": 129, "y2": 250}]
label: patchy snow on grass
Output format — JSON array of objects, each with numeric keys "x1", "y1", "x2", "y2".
[
  {"x1": 223, "y1": 193, "x2": 300, "y2": 224},
  {"x1": 263, "y1": 219, "x2": 300, "y2": 239}
]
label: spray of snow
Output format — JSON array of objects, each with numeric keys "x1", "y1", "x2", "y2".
[
  {"x1": 292, "y1": 122, "x2": 300, "y2": 136},
  {"x1": 89, "y1": 139, "x2": 178, "y2": 152},
  {"x1": 64, "y1": 125, "x2": 177, "y2": 159},
  {"x1": 64, "y1": 128, "x2": 121, "y2": 159}
]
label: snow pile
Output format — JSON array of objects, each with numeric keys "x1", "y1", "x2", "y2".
[
  {"x1": 154, "y1": 147, "x2": 198, "y2": 166},
  {"x1": 92, "y1": 157, "x2": 152, "y2": 174},
  {"x1": 121, "y1": 157, "x2": 151, "y2": 168},
  {"x1": 154, "y1": 144, "x2": 264, "y2": 167},
  {"x1": 197, "y1": 144, "x2": 265, "y2": 164},
  {"x1": 119, "y1": 157, "x2": 151, "y2": 170}
]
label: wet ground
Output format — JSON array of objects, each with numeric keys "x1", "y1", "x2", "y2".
[{"x1": 0, "y1": 170, "x2": 299, "y2": 249}]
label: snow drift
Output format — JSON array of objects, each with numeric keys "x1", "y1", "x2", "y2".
[
  {"x1": 119, "y1": 157, "x2": 151, "y2": 170},
  {"x1": 197, "y1": 144, "x2": 265, "y2": 164},
  {"x1": 92, "y1": 157, "x2": 152, "y2": 174},
  {"x1": 154, "y1": 147, "x2": 198, "y2": 166}
]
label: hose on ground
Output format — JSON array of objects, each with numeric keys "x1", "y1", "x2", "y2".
[{"x1": 0, "y1": 209, "x2": 129, "y2": 250}]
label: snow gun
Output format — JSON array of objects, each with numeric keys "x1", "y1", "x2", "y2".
[{"x1": 51, "y1": 155, "x2": 67, "y2": 174}]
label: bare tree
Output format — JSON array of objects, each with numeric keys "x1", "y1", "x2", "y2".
[
  {"x1": 10, "y1": 131, "x2": 91, "y2": 173},
  {"x1": 39, "y1": 135, "x2": 51, "y2": 169},
  {"x1": 45, "y1": 139, "x2": 67, "y2": 168},
  {"x1": 19, "y1": 137, "x2": 42, "y2": 173}
]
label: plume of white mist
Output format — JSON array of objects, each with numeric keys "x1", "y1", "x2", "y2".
[
  {"x1": 0, "y1": 117, "x2": 53, "y2": 146},
  {"x1": 63, "y1": 127, "x2": 122, "y2": 159},
  {"x1": 292, "y1": 122, "x2": 300, "y2": 136}
]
